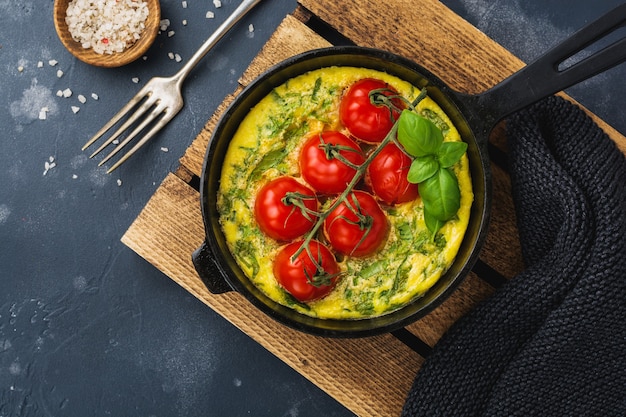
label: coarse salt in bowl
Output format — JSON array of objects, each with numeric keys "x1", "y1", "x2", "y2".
[{"x1": 53, "y1": 0, "x2": 160, "y2": 67}]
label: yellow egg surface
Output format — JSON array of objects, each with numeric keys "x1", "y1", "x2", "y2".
[{"x1": 217, "y1": 66, "x2": 473, "y2": 319}]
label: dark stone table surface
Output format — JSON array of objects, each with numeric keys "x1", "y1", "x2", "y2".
[{"x1": 1, "y1": 0, "x2": 624, "y2": 415}]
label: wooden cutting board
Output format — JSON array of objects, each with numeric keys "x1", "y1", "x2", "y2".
[{"x1": 122, "y1": 1, "x2": 626, "y2": 415}]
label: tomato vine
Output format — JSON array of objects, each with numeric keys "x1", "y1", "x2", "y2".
[{"x1": 293, "y1": 85, "x2": 465, "y2": 261}]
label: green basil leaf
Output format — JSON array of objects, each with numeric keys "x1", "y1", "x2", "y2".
[
  {"x1": 248, "y1": 148, "x2": 286, "y2": 181},
  {"x1": 438, "y1": 141, "x2": 468, "y2": 168},
  {"x1": 407, "y1": 155, "x2": 439, "y2": 184},
  {"x1": 397, "y1": 110, "x2": 444, "y2": 157},
  {"x1": 423, "y1": 208, "x2": 445, "y2": 235},
  {"x1": 418, "y1": 168, "x2": 461, "y2": 221}
]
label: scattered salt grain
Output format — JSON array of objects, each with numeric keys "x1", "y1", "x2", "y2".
[
  {"x1": 56, "y1": 90, "x2": 64, "y2": 97},
  {"x1": 168, "y1": 52, "x2": 175, "y2": 60},
  {"x1": 161, "y1": 147, "x2": 169, "y2": 152},
  {"x1": 182, "y1": 19, "x2": 187, "y2": 26},
  {"x1": 78, "y1": 94, "x2": 87, "y2": 104},
  {"x1": 48, "y1": 60, "x2": 58, "y2": 66},
  {"x1": 56, "y1": 69, "x2": 64, "y2": 78},
  {"x1": 213, "y1": 0, "x2": 222, "y2": 8},
  {"x1": 160, "y1": 19, "x2": 170, "y2": 31},
  {"x1": 37, "y1": 61, "x2": 44, "y2": 68},
  {"x1": 91, "y1": 93, "x2": 99, "y2": 100},
  {"x1": 71, "y1": 106, "x2": 80, "y2": 114},
  {"x1": 72, "y1": 174, "x2": 78, "y2": 179},
  {"x1": 117, "y1": 179, "x2": 122, "y2": 186},
  {"x1": 43, "y1": 157, "x2": 56, "y2": 176},
  {"x1": 63, "y1": 88, "x2": 73, "y2": 98},
  {"x1": 248, "y1": 24, "x2": 254, "y2": 33},
  {"x1": 175, "y1": 54, "x2": 182, "y2": 62},
  {"x1": 206, "y1": 11, "x2": 214, "y2": 19},
  {"x1": 17, "y1": 66, "x2": 24, "y2": 72},
  {"x1": 131, "y1": 77, "x2": 139, "y2": 83},
  {"x1": 181, "y1": 1, "x2": 187, "y2": 8},
  {"x1": 168, "y1": 30, "x2": 175, "y2": 37},
  {"x1": 39, "y1": 107, "x2": 49, "y2": 120}
]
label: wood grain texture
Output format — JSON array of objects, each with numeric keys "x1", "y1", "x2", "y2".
[
  {"x1": 298, "y1": 0, "x2": 522, "y2": 94},
  {"x1": 123, "y1": 0, "x2": 626, "y2": 415}
]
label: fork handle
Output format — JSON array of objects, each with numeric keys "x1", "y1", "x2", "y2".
[{"x1": 172, "y1": 0, "x2": 264, "y2": 85}]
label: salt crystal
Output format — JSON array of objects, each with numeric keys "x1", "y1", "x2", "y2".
[
  {"x1": 37, "y1": 61, "x2": 44, "y2": 68},
  {"x1": 131, "y1": 77, "x2": 139, "y2": 83},
  {"x1": 213, "y1": 0, "x2": 221, "y2": 8},
  {"x1": 168, "y1": 52, "x2": 175, "y2": 59},
  {"x1": 91, "y1": 93, "x2": 99, "y2": 100},
  {"x1": 206, "y1": 11, "x2": 214, "y2": 18},
  {"x1": 17, "y1": 66, "x2": 24, "y2": 72},
  {"x1": 175, "y1": 54, "x2": 182, "y2": 62},
  {"x1": 56, "y1": 90, "x2": 64, "y2": 97},
  {"x1": 168, "y1": 30, "x2": 175, "y2": 37},
  {"x1": 38, "y1": 107, "x2": 48, "y2": 120},
  {"x1": 71, "y1": 106, "x2": 80, "y2": 114},
  {"x1": 48, "y1": 60, "x2": 58, "y2": 66},
  {"x1": 249, "y1": 24, "x2": 254, "y2": 33},
  {"x1": 161, "y1": 147, "x2": 169, "y2": 152},
  {"x1": 182, "y1": 19, "x2": 187, "y2": 26},
  {"x1": 160, "y1": 19, "x2": 170, "y2": 31},
  {"x1": 117, "y1": 179, "x2": 122, "y2": 186},
  {"x1": 43, "y1": 157, "x2": 56, "y2": 175},
  {"x1": 57, "y1": 69, "x2": 64, "y2": 78},
  {"x1": 72, "y1": 174, "x2": 78, "y2": 179},
  {"x1": 181, "y1": 1, "x2": 187, "y2": 8},
  {"x1": 63, "y1": 88, "x2": 72, "y2": 98},
  {"x1": 78, "y1": 94, "x2": 87, "y2": 104}
]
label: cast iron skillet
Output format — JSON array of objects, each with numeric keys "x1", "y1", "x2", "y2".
[{"x1": 192, "y1": 5, "x2": 626, "y2": 337}]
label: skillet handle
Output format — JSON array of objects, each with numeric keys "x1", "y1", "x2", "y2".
[
  {"x1": 192, "y1": 241, "x2": 234, "y2": 294},
  {"x1": 474, "y1": 3, "x2": 626, "y2": 126}
]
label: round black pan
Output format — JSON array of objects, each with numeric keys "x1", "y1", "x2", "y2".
[{"x1": 192, "y1": 4, "x2": 626, "y2": 337}]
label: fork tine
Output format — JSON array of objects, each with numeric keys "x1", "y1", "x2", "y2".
[
  {"x1": 82, "y1": 89, "x2": 151, "y2": 151},
  {"x1": 105, "y1": 111, "x2": 175, "y2": 173},
  {"x1": 97, "y1": 104, "x2": 165, "y2": 167},
  {"x1": 88, "y1": 95, "x2": 156, "y2": 159}
]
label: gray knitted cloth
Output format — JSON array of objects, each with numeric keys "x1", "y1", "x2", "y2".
[{"x1": 402, "y1": 96, "x2": 626, "y2": 416}]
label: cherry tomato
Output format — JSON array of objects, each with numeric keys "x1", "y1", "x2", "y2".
[
  {"x1": 339, "y1": 78, "x2": 405, "y2": 143},
  {"x1": 273, "y1": 240, "x2": 341, "y2": 302},
  {"x1": 254, "y1": 176, "x2": 318, "y2": 241},
  {"x1": 300, "y1": 131, "x2": 366, "y2": 194},
  {"x1": 366, "y1": 143, "x2": 419, "y2": 205},
  {"x1": 324, "y1": 191, "x2": 389, "y2": 257}
]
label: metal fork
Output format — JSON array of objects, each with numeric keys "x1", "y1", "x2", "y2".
[{"x1": 83, "y1": 0, "x2": 264, "y2": 173}]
